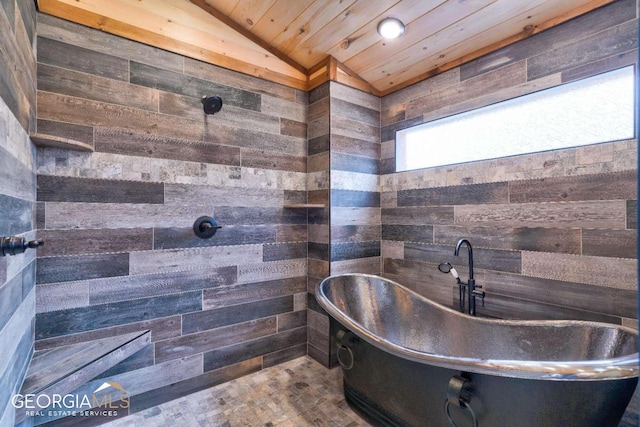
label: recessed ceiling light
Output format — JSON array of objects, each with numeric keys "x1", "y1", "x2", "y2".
[{"x1": 377, "y1": 17, "x2": 405, "y2": 40}]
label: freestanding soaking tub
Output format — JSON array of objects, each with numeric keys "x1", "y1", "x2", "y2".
[{"x1": 316, "y1": 274, "x2": 638, "y2": 427}]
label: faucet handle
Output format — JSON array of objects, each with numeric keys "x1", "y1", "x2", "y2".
[{"x1": 473, "y1": 290, "x2": 486, "y2": 308}]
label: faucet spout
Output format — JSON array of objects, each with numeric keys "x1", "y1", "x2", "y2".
[
  {"x1": 454, "y1": 239, "x2": 474, "y2": 281},
  {"x1": 454, "y1": 238, "x2": 479, "y2": 316}
]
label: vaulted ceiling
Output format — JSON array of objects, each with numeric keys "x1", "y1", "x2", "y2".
[{"x1": 37, "y1": 0, "x2": 613, "y2": 95}]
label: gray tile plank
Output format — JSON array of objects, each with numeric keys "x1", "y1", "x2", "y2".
[
  {"x1": 37, "y1": 91, "x2": 204, "y2": 142},
  {"x1": 262, "y1": 343, "x2": 307, "y2": 368},
  {"x1": 36, "y1": 253, "x2": 129, "y2": 284},
  {"x1": 263, "y1": 242, "x2": 307, "y2": 262},
  {"x1": 203, "y1": 276, "x2": 306, "y2": 310},
  {"x1": 154, "y1": 317, "x2": 276, "y2": 364},
  {"x1": 205, "y1": 122, "x2": 306, "y2": 157},
  {"x1": 38, "y1": 228, "x2": 153, "y2": 257},
  {"x1": 36, "y1": 119, "x2": 94, "y2": 146},
  {"x1": 130, "y1": 61, "x2": 261, "y2": 111},
  {"x1": 35, "y1": 315, "x2": 181, "y2": 351},
  {"x1": 382, "y1": 224, "x2": 433, "y2": 243},
  {"x1": 35, "y1": 292, "x2": 201, "y2": 340},
  {"x1": 240, "y1": 148, "x2": 306, "y2": 173},
  {"x1": 38, "y1": 63, "x2": 159, "y2": 112},
  {"x1": 509, "y1": 171, "x2": 637, "y2": 203},
  {"x1": 203, "y1": 326, "x2": 306, "y2": 372},
  {"x1": 154, "y1": 225, "x2": 275, "y2": 250},
  {"x1": 582, "y1": 229, "x2": 637, "y2": 259},
  {"x1": 37, "y1": 37, "x2": 128, "y2": 81},
  {"x1": 0, "y1": 273, "x2": 24, "y2": 333},
  {"x1": 277, "y1": 310, "x2": 306, "y2": 332},
  {"x1": 89, "y1": 266, "x2": 237, "y2": 305},
  {"x1": 627, "y1": 200, "x2": 637, "y2": 229},
  {"x1": 528, "y1": 19, "x2": 638, "y2": 80},
  {"x1": 330, "y1": 133, "x2": 380, "y2": 159},
  {"x1": 331, "y1": 97, "x2": 380, "y2": 126},
  {"x1": 398, "y1": 182, "x2": 509, "y2": 207},
  {"x1": 0, "y1": 145, "x2": 35, "y2": 201},
  {"x1": 382, "y1": 207, "x2": 454, "y2": 225},
  {"x1": 331, "y1": 189, "x2": 380, "y2": 207},
  {"x1": 331, "y1": 225, "x2": 381, "y2": 244},
  {"x1": 94, "y1": 127, "x2": 241, "y2": 166},
  {"x1": 331, "y1": 242, "x2": 380, "y2": 262},
  {"x1": 434, "y1": 225, "x2": 581, "y2": 254},
  {"x1": 164, "y1": 183, "x2": 283, "y2": 208},
  {"x1": 482, "y1": 270, "x2": 637, "y2": 319},
  {"x1": 182, "y1": 296, "x2": 293, "y2": 334},
  {"x1": 37, "y1": 175, "x2": 164, "y2": 204}
]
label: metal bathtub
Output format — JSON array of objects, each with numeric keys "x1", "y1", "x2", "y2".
[{"x1": 316, "y1": 273, "x2": 638, "y2": 427}]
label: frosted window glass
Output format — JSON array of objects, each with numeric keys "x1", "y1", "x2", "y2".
[{"x1": 396, "y1": 66, "x2": 635, "y2": 172}]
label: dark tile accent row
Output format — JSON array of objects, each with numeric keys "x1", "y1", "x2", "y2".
[
  {"x1": 508, "y1": 171, "x2": 637, "y2": 203},
  {"x1": 308, "y1": 243, "x2": 330, "y2": 261},
  {"x1": 582, "y1": 229, "x2": 637, "y2": 258},
  {"x1": 382, "y1": 207, "x2": 455, "y2": 225},
  {"x1": 94, "y1": 127, "x2": 241, "y2": 166},
  {"x1": 331, "y1": 189, "x2": 380, "y2": 207},
  {"x1": 154, "y1": 317, "x2": 276, "y2": 364},
  {"x1": 36, "y1": 292, "x2": 202, "y2": 340},
  {"x1": 398, "y1": 182, "x2": 509, "y2": 207},
  {"x1": 182, "y1": 296, "x2": 293, "y2": 334},
  {"x1": 37, "y1": 37, "x2": 129, "y2": 81},
  {"x1": 203, "y1": 326, "x2": 306, "y2": 372},
  {"x1": 37, "y1": 119, "x2": 94, "y2": 146},
  {"x1": 39, "y1": 228, "x2": 153, "y2": 257},
  {"x1": 308, "y1": 134, "x2": 330, "y2": 156},
  {"x1": 36, "y1": 253, "x2": 130, "y2": 284},
  {"x1": 263, "y1": 242, "x2": 307, "y2": 262},
  {"x1": 331, "y1": 152, "x2": 379, "y2": 175},
  {"x1": 37, "y1": 175, "x2": 164, "y2": 204},
  {"x1": 35, "y1": 315, "x2": 182, "y2": 351},
  {"x1": 203, "y1": 276, "x2": 306, "y2": 310},
  {"x1": 331, "y1": 225, "x2": 380, "y2": 243},
  {"x1": 433, "y1": 225, "x2": 582, "y2": 254},
  {"x1": 154, "y1": 225, "x2": 275, "y2": 250},
  {"x1": 382, "y1": 224, "x2": 434, "y2": 243},
  {"x1": 331, "y1": 242, "x2": 380, "y2": 262},
  {"x1": 215, "y1": 207, "x2": 307, "y2": 225},
  {"x1": 88, "y1": 266, "x2": 238, "y2": 305}
]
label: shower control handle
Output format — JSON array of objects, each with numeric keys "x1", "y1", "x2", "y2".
[{"x1": 1, "y1": 236, "x2": 45, "y2": 257}]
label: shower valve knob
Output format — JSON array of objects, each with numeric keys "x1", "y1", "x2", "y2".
[{"x1": 1, "y1": 236, "x2": 44, "y2": 257}]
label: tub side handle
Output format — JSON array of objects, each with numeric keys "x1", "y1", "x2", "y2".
[{"x1": 445, "y1": 375, "x2": 478, "y2": 427}]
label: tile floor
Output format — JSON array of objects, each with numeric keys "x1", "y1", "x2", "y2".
[{"x1": 102, "y1": 356, "x2": 372, "y2": 427}]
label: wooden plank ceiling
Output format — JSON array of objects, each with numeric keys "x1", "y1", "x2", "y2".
[{"x1": 37, "y1": 0, "x2": 613, "y2": 95}]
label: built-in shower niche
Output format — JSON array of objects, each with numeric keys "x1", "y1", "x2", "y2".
[{"x1": 14, "y1": 330, "x2": 150, "y2": 425}]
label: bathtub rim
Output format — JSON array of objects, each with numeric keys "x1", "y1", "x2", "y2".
[{"x1": 316, "y1": 273, "x2": 639, "y2": 381}]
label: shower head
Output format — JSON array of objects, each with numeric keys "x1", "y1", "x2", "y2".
[
  {"x1": 201, "y1": 95, "x2": 223, "y2": 115},
  {"x1": 438, "y1": 262, "x2": 459, "y2": 279}
]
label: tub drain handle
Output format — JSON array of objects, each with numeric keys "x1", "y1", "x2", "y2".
[
  {"x1": 445, "y1": 376, "x2": 478, "y2": 427},
  {"x1": 335, "y1": 330, "x2": 357, "y2": 370}
]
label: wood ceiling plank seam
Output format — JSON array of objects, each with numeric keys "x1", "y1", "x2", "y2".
[
  {"x1": 344, "y1": 0, "x2": 497, "y2": 77},
  {"x1": 359, "y1": 0, "x2": 555, "y2": 84},
  {"x1": 189, "y1": 0, "x2": 308, "y2": 75},
  {"x1": 269, "y1": 0, "x2": 357, "y2": 59},
  {"x1": 369, "y1": 0, "x2": 601, "y2": 88},
  {"x1": 328, "y1": 0, "x2": 446, "y2": 65},
  {"x1": 251, "y1": 0, "x2": 317, "y2": 45},
  {"x1": 228, "y1": 0, "x2": 278, "y2": 31},
  {"x1": 291, "y1": 0, "x2": 401, "y2": 67}
]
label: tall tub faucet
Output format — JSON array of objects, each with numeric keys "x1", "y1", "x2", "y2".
[{"x1": 454, "y1": 239, "x2": 484, "y2": 316}]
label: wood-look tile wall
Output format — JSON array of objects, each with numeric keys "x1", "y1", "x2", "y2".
[
  {"x1": 307, "y1": 81, "x2": 381, "y2": 367},
  {"x1": 380, "y1": 0, "x2": 638, "y2": 325},
  {"x1": 0, "y1": 1, "x2": 37, "y2": 426},
  {"x1": 34, "y1": 13, "x2": 308, "y2": 417}
]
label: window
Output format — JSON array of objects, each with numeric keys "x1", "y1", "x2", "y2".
[{"x1": 396, "y1": 66, "x2": 636, "y2": 172}]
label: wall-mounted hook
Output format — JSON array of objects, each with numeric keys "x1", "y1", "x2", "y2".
[
  {"x1": 193, "y1": 216, "x2": 222, "y2": 239},
  {"x1": 1, "y1": 236, "x2": 44, "y2": 257}
]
